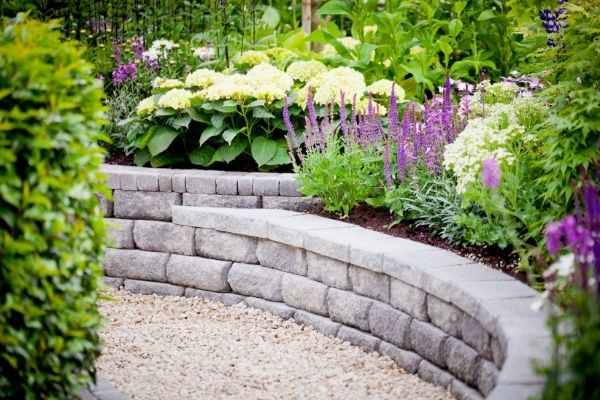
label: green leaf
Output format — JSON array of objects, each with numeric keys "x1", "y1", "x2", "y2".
[
  {"x1": 478, "y1": 10, "x2": 496, "y2": 21},
  {"x1": 189, "y1": 145, "x2": 216, "y2": 166},
  {"x1": 252, "y1": 108, "x2": 276, "y2": 119},
  {"x1": 261, "y1": 6, "x2": 280, "y2": 29},
  {"x1": 318, "y1": 0, "x2": 353, "y2": 17},
  {"x1": 251, "y1": 136, "x2": 278, "y2": 167},
  {"x1": 172, "y1": 115, "x2": 192, "y2": 129},
  {"x1": 148, "y1": 126, "x2": 179, "y2": 156},
  {"x1": 265, "y1": 141, "x2": 291, "y2": 166},
  {"x1": 199, "y1": 126, "x2": 225, "y2": 146},
  {"x1": 448, "y1": 19, "x2": 463, "y2": 37},
  {"x1": 187, "y1": 107, "x2": 210, "y2": 123},
  {"x1": 453, "y1": 1, "x2": 467, "y2": 16},
  {"x1": 223, "y1": 128, "x2": 244, "y2": 145},
  {"x1": 151, "y1": 151, "x2": 184, "y2": 167},
  {"x1": 213, "y1": 139, "x2": 248, "y2": 163},
  {"x1": 155, "y1": 108, "x2": 176, "y2": 117},
  {"x1": 246, "y1": 99, "x2": 266, "y2": 107},
  {"x1": 134, "y1": 148, "x2": 151, "y2": 166},
  {"x1": 116, "y1": 116, "x2": 141, "y2": 127},
  {"x1": 223, "y1": 100, "x2": 239, "y2": 107},
  {"x1": 211, "y1": 114, "x2": 227, "y2": 129}
]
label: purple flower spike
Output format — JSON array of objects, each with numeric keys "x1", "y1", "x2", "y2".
[
  {"x1": 442, "y1": 73, "x2": 455, "y2": 142},
  {"x1": 482, "y1": 158, "x2": 501, "y2": 189},
  {"x1": 133, "y1": 36, "x2": 144, "y2": 59},
  {"x1": 306, "y1": 88, "x2": 323, "y2": 152},
  {"x1": 113, "y1": 38, "x2": 122, "y2": 64},
  {"x1": 383, "y1": 136, "x2": 392, "y2": 187},
  {"x1": 545, "y1": 221, "x2": 564, "y2": 256},
  {"x1": 339, "y1": 91, "x2": 348, "y2": 138}
]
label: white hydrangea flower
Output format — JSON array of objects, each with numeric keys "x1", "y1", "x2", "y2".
[
  {"x1": 366, "y1": 79, "x2": 405, "y2": 100},
  {"x1": 185, "y1": 69, "x2": 225, "y2": 89},
  {"x1": 235, "y1": 50, "x2": 270, "y2": 67},
  {"x1": 313, "y1": 66, "x2": 366, "y2": 105},
  {"x1": 157, "y1": 88, "x2": 193, "y2": 110},
  {"x1": 286, "y1": 60, "x2": 328, "y2": 82},
  {"x1": 153, "y1": 77, "x2": 184, "y2": 89},
  {"x1": 355, "y1": 98, "x2": 387, "y2": 115},
  {"x1": 136, "y1": 96, "x2": 157, "y2": 117}
]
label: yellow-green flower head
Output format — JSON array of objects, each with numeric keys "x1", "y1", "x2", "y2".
[
  {"x1": 247, "y1": 63, "x2": 294, "y2": 98},
  {"x1": 356, "y1": 98, "x2": 387, "y2": 116},
  {"x1": 409, "y1": 45, "x2": 425, "y2": 56},
  {"x1": 185, "y1": 68, "x2": 225, "y2": 89},
  {"x1": 153, "y1": 77, "x2": 184, "y2": 89},
  {"x1": 235, "y1": 50, "x2": 270, "y2": 67},
  {"x1": 363, "y1": 25, "x2": 378, "y2": 35},
  {"x1": 313, "y1": 66, "x2": 366, "y2": 105},
  {"x1": 294, "y1": 86, "x2": 310, "y2": 109},
  {"x1": 157, "y1": 88, "x2": 193, "y2": 110},
  {"x1": 321, "y1": 37, "x2": 361, "y2": 58},
  {"x1": 265, "y1": 47, "x2": 297, "y2": 61},
  {"x1": 286, "y1": 60, "x2": 328, "y2": 83},
  {"x1": 205, "y1": 74, "x2": 254, "y2": 101},
  {"x1": 136, "y1": 96, "x2": 157, "y2": 117},
  {"x1": 366, "y1": 79, "x2": 405, "y2": 100},
  {"x1": 253, "y1": 84, "x2": 287, "y2": 103}
]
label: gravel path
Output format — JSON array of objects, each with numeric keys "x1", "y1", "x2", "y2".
[{"x1": 97, "y1": 290, "x2": 454, "y2": 400}]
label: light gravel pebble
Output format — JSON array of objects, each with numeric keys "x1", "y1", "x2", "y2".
[{"x1": 97, "y1": 290, "x2": 455, "y2": 400}]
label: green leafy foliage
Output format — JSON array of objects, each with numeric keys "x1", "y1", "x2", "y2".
[{"x1": 0, "y1": 15, "x2": 106, "y2": 398}]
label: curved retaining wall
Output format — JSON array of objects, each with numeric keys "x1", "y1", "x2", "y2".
[{"x1": 100, "y1": 165, "x2": 549, "y2": 400}]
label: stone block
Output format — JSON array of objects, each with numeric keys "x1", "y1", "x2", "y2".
[
  {"x1": 113, "y1": 190, "x2": 181, "y2": 221},
  {"x1": 306, "y1": 252, "x2": 351, "y2": 290},
  {"x1": 166, "y1": 254, "x2": 231, "y2": 292},
  {"x1": 450, "y1": 380, "x2": 484, "y2": 400},
  {"x1": 103, "y1": 277, "x2": 124, "y2": 290},
  {"x1": 491, "y1": 337, "x2": 504, "y2": 367},
  {"x1": 134, "y1": 220, "x2": 195, "y2": 255},
  {"x1": 182, "y1": 193, "x2": 261, "y2": 209},
  {"x1": 137, "y1": 172, "x2": 159, "y2": 191},
  {"x1": 444, "y1": 337, "x2": 479, "y2": 386},
  {"x1": 186, "y1": 172, "x2": 222, "y2": 194},
  {"x1": 487, "y1": 384, "x2": 541, "y2": 400},
  {"x1": 98, "y1": 194, "x2": 113, "y2": 217},
  {"x1": 184, "y1": 288, "x2": 245, "y2": 306},
  {"x1": 378, "y1": 342, "x2": 422, "y2": 374},
  {"x1": 159, "y1": 174, "x2": 172, "y2": 192},
  {"x1": 304, "y1": 226, "x2": 383, "y2": 264},
  {"x1": 216, "y1": 175, "x2": 238, "y2": 195},
  {"x1": 257, "y1": 240, "x2": 307, "y2": 275},
  {"x1": 124, "y1": 279, "x2": 184, "y2": 296},
  {"x1": 267, "y1": 214, "x2": 353, "y2": 248},
  {"x1": 104, "y1": 249, "x2": 168, "y2": 282},
  {"x1": 293, "y1": 310, "x2": 341, "y2": 337},
  {"x1": 227, "y1": 263, "x2": 283, "y2": 301},
  {"x1": 477, "y1": 359, "x2": 499, "y2": 396},
  {"x1": 461, "y1": 314, "x2": 491, "y2": 358},
  {"x1": 262, "y1": 196, "x2": 322, "y2": 212},
  {"x1": 245, "y1": 297, "x2": 296, "y2": 320},
  {"x1": 195, "y1": 228, "x2": 259, "y2": 264},
  {"x1": 104, "y1": 171, "x2": 120, "y2": 189},
  {"x1": 368, "y1": 301, "x2": 411, "y2": 349},
  {"x1": 390, "y1": 279, "x2": 428, "y2": 321},
  {"x1": 427, "y1": 295, "x2": 463, "y2": 338},
  {"x1": 417, "y1": 360, "x2": 454, "y2": 389},
  {"x1": 105, "y1": 218, "x2": 134, "y2": 249},
  {"x1": 237, "y1": 175, "x2": 254, "y2": 195},
  {"x1": 410, "y1": 319, "x2": 448, "y2": 367},
  {"x1": 348, "y1": 266, "x2": 390, "y2": 303},
  {"x1": 337, "y1": 326, "x2": 380, "y2": 353},
  {"x1": 119, "y1": 172, "x2": 137, "y2": 190},
  {"x1": 327, "y1": 288, "x2": 372, "y2": 331},
  {"x1": 278, "y1": 174, "x2": 301, "y2": 197},
  {"x1": 252, "y1": 174, "x2": 279, "y2": 196},
  {"x1": 172, "y1": 174, "x2": 186, "y2": 193},
  {"x1": 281, "y1": 274, "x2": 328, "y2": 316}
]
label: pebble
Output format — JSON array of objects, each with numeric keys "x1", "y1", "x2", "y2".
[{"x1": 97, "y1": 290, "x2": 455, "y2": 400}]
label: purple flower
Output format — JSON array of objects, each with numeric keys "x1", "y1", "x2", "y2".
[
  {"x1": 546, "y1": 221, "x2": 564, "y2": 256},
  {"x1": 339, "y1": 91, "x2": 348, "y2": 138},
  {"x1": 441, "y1": 73, "x2": 454, "y2": 142},
  {"x1": 481, "y1": 158, "x2": 501, "y2": 188},
  {"x1": 383, "y1": 136, "x2": 392, "y2": 187},
  {"x1": 133, "y1": 36, "x2": 144, "y2": 59},
  {"x1": 112, "y1": 61, "x2": 138, "y2": 86},
  {"x1": 113, "y1": 39, "x2": 122, "y2": 64},
  {"x1": 306, "y1": 88, "x2": 322, "y2": 151},
  {"x1": 145, "y1": 57, "x2": 160, "y2": 71}
]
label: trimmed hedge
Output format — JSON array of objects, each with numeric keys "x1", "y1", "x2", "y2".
[{"x1": 0, "y1": 15, "x2": 107, "y2": 398}]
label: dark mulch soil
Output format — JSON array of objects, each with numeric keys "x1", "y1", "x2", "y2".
[
  {"x1": 306, "y1": 203, "x2": 529, "y2": 285},
  {"x1": 105, "y1": 152, "x2": 134, "y2": 166}
]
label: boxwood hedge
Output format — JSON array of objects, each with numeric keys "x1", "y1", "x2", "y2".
[{"x1": 0, "y1": 15, "x2": 107, "y2": 399}]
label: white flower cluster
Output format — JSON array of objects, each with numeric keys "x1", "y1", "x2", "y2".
[
  {"x1": 142, "y1": 39, "x2": 179, "y2": 60},
  {"x1": 321, "y1": 37, "x2": 361, "y2": 58},
  {"x1": 366, "y1": 79, "x2": 405, "y2": 100},
  {"x1": 286, "y1": 60, "x2": 327, "y2": 83},
  {"x1": 136, "y1": 96, "x2": 157, "y2": 117},
  {"x1": 193, "y1": 46, "x2": 215, "y2": 60},
  {"x1": 443, "y1": 98, "x2": 543, "y2": 193},
  {"x1": 153, "y1": 77, "x2": 184, "y2": 89},
  {"x1": 235, "y1": 50, "x2": 270, "y2": 67},
  {"x1": 157, "y1": 88, "x2": 193, "y2": 110},
  {"x1": 355, "y1": 98, "x2": 387, "y2": 115},
  {"x1": 312, "y1": 67, "x2": 366, "y2": 105},
  {"x1": 185, "y1": 68, "x2": 225, "y2": 89}
]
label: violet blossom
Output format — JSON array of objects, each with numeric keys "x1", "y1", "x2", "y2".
[
  {"x1": 481, "y1": 158, "x2": 501, "y2": 188},
  {"x1": 112, "y1": 61, "x2": 138, "y2": 86}
]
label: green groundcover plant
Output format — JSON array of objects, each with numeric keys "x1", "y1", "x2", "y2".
[{"x1": 0, "y1": 14, "x2": 107, "y2": 398}]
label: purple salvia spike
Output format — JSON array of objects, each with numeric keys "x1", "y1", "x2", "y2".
[
  {"x1": 282, "y1": 97, "x2": 303, "y2": 165},
  {"x1": 320, "y1": 101, "x2": 330, "y2": 147},
  {"x1": 442, "y1": 73, "x2": 454, "y2": 143},
  {"x1": 304, "y1": 116, "x2": 314, "y2": 152},
  {"x1": 339, "y1": 90, "x2": 349, "y2": 139},
  {"x1": 350, "y1": 94, "x2": 359, "y2": 144},
  {"x1": 383, "y1": 135, "x2": 393, "y2": 187},
  {"x1": 306, "y1": 87, "x2": 321, "y2": 151},
  {"x1": 388, "y1": 84, "x2": 399, "y2": 140}
]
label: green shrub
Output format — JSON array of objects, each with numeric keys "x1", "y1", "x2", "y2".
[{"x1": 0, "y1": 15, "x2": 107, "y2": 399}]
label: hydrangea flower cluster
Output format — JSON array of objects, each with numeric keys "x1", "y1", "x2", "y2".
[
  {"x1": 366, "y1": 79, "x2": 404, "y2": 100},
  {"x1": 142, "y1": 39, "x2": 178, "y2": 60},
  {"x1": 311, "y1": 67, "x2": 367, "y2": 106},
  {"x1": 235, "y1": 50, "x2": 270, "y2": 67},
  {"x1": 136, "y1": 96, "x2": 157, "y2": 117},
  {"x1": 184, "y1": 68, "x2": 225, "y2": 89},
  {"x1": 157, "y1": 88, "x2": 193, "y2": 110},
  {"x1": 152, "y1": 77, "x2": 184, "y2": 89},
  {"x1": 286, "y1": 60, "x2": 327, "y2": 83}
]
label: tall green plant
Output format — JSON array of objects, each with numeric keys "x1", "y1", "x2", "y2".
[{"x1": 0, "y1": 15, "x2": 107, "y2": 398}]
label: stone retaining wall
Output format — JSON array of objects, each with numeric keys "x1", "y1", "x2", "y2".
[{"x1": 99, "y1": 168, "x2": 549, "y2": 400}]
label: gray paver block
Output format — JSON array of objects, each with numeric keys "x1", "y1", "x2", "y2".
[
  {"x1": 427, "y1": 295, "x2": 464, "y2": 338},
  {"x1": 113, "y1": 190, "x2": 181, "y2": 221},
  {"x1": 104, "y1": 171, "x2": 120, "y2": 189},
  {"x1": 183, "y1": 193, "x2": 261, "y2": 208},
  {"x1": 195, "y1": 228, "x2": 258, "y2": 264},
  {"x1": 262, "y1": 196, "x2": 322, "y2": 212},
  {"x1": 216, "y1": 175, "x2": 238, "y2": 195},
  {"x1": 134, "y1": 220, "x2": 195, "y2": 255},
  {"x1": 167, "y1": 254, "x2": 231, "y2": 292},
  {"x1": 487, "y1": 383, "x2": 541, "y2": 400},
  {"x1": 327, "y1": 288, "x2": 372, "y2": 331},
  {"x1": 293, "y1": 310, "x2": 341, "y2": 337},
  {"x1": 98, "y1": 194, "x2": 113, "y2": 217},
  {"x1": 158, "y1": 173, "x2": 172, "y2": 192},
  {"x1": 337, "y1": 326, "x2": 380, "y2": 353},
  {"x1": 304, "y1": 227, "x2": 362, "y2": 263},
  {"x1": 172, "y1": 174, "x2": 186, "y2": 193},
  {"x1": 245, "y1": 297, "x2": 296, "y2": 320},
  {"x1": 378, "y1": 342, "x2": 422, "y2": 374},
  {"x1": 410, "y1": 319, "x2": 448, "y2": 367},
  {"x1": 186, "y1": 173, "x2": 221, "y2": 194},
  {"x1": 461, "y1": 314, "x2": 491, "y2": 359},
  {"x1": 278, "y1": 174, "x2": 301, "y2": 197},
  {"x1": 119, "y1": 172, "x2": 137, "y2": 190},
  {"x1": 184, "y1": 288, "x2": 245, "y2": 306},
  {"x1": 491, "y1": 337, "x2": 504, "y2": 367},
  {"x1": 137, "y1": 172, "x2": 159, "y2": 191},
  {"x1": 281, "y1": 274, "x2": 328, "y2": 316},
  {"x1": 267, "y1": 214, "x2": 354, "y2": 248},
  {"x1": 104, "y1": 249, "x2": 168, "y2": 282},
  {"x1": 390, "y1": 278, "x2": 428, "y2": 321},
  {"x1": 477, "y1": 358, "x2": 499, "y2": 396},
  {"x1": 306, "y1": 252, "x2": 351, "y2": 290},
  {"x1": 237, "y1": 175, "x2": 254, "y2": 195},
  {"x1": 450, "y1": 380, "x2": 484, "y2": 400},
  {"x1": 444, "y1": 337, "x2": 479, "y2": 386},
  {"x1": 252, "y1": 174, "x2": 279, "y2": 196},
  {"x1": 105, "y1": 219, "x2": 134, "y2": 249},
  {"x1": 103, "y1": 277, "x2": 124, "y2": 290},
  {"x1": 124, "y1": 279, "x2": 184, "y2": 296},
  {"x1": 228, "y1": 263, "x2": 283, "y2": 301},
  {"x1": 368, "y1": 301, "x2": 411, "y2": 349},
  {"x1": 257, "y1": 240, "x2": 307, "y2": 275},
  {"x1": 349, "y1": 266, "x2": 390, "y2": 303},
  {"x1": 417, "y1": 360, "x2": 454, "y2": 389}
]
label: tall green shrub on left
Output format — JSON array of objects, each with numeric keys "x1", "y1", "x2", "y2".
[{"x1": 0, "y1": 14, "x2": 107, "y2": 399}]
